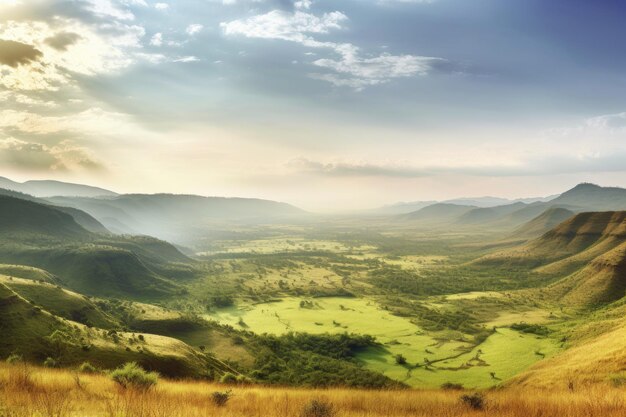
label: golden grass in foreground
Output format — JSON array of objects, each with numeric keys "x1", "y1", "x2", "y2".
[{"x1": 1, "y1": 363, "x2": 625, "y2": 417}]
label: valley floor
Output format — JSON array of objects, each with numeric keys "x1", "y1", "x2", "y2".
[{"x1": 2, "y1": 363, "x2": 626, "y2": 417}]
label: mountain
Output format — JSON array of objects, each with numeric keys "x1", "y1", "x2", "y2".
[
  {"x1": 479, "y1": 211, "x2": 626, "y2": 308},
  {"x1": 0, "y1": 195, "x2": 91, "y2": 239},
  {"x1": 47, "y1": 194, "x2": 306, "y2": 244},
  {"x1": 550, "y1": 183, "x2": 626, "y2": 211},
  {"x1": 400, "y1": 203, "x2": 477, "y2": 223},
  {"x1": 0, "y1": 188, "x2": 109, "y2": 234},
  {"x1": 511, "y1": 207, "x2": 576, "y2": 239},
  {"x1": 376, "y1": 195, "x2": 556, "y2": 215},
  {"x1": 456, "y1": 202, "x2": 528, "y2": 225},
  {"x1": 0, "y1": 176, "x2": 117, "y2": 198},
  {"x1": 374, "y1": 200, "x2": 437, "y2": 215},
  {"x1": 0, "y1": 194, "x2": 190, "y2": 299}
]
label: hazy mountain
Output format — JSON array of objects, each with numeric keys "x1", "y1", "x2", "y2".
[
  {"x1": 0, "y1": 194, "x2": 190, "y2": 298},
  {"x1": 549, "y1": 183, "x2": 626, "y2": 211},
  {"x1": 511, "y1": 207, "x2": 576, "y2": 239},
  {"x1": 48, "y1": 193, "x2": 306, "y2": 244},
  {"x1": 0, "y1": 176, "x2": 117, "y2": 198},
  {"x1": 378, "y1": 194, "x2": 557, "y2": 215},
  {"x1": 400, "y1": 203, "x2": 477, "y2": 223}
]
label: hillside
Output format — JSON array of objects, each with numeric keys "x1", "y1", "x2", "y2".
[
  {"x1": 0, "y1": 195, "x2": 91, "y2": 239},
  {"x1": 401, "y1": 203, "x2": 477, "y2": 223},
  {"x1": 47, "y1": 194, "x2": 306, "y2": 244},
  {"x1": 551, "y1": 183, "x2": 626, "y2": 211},
  {"x1": 512, "y1": 207, "x2": 576, "y2": 239},
  {"x1": 0, "y1": 176, "x2": 117, "y2": 198},
  {"x1": 0, "y1": 195, "x2": 190, "y2": 299},
  {"x1": 0, "y1": 282, "x2": 230, "y2": 377}
]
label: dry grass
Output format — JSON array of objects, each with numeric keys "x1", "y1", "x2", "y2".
[{"x1": 1, "y1": 362, "x2": 625, "y2": 417}]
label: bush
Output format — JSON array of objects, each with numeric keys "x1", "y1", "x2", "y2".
[
  {"x1": 441, "y1": 382, "x2": 464, "y2": 390},
  {"x1": 210, "y1": 390, "x2": 233, "y2": 407},
  {"x1": 300, "y1": 399, "x2": 335, "y2": 417},
  {"x1": 6, "y1": 354, "x2": 22, "y2": 364},
  {"x1": 460, "y1": 392, "x2": 485, "y2": 410},
  {"x1": 79, "y1": 362, "x2": 98, "y2": 373},
  {"x1": 394, "y1": 354, "x2": 407, "y2": 365},
  {"x1": 219, "y1": 372, "x2": 238, "y2": 384},
  {"x1": 109, "y1": 362, "x2": 158, "y2": 391},
  {"x1": 43, "y1": 357, "x2": 57, "y2": 368}
]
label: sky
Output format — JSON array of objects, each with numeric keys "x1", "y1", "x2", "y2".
[{"x1": 1, "y1": 0, "x2": 626, "y2": 211}]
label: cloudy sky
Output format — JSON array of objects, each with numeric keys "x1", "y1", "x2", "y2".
[{"x1": 1, "y1": 0, "x2": 626, "y2": 210}]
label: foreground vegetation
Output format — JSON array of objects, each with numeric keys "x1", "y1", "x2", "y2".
[{"x1": 2, "y1": 362, "x2": 626, "y2": 417}]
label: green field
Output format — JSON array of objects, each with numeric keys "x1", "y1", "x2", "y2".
[{"x1": 205, "y1": 296, "x2": 560, "y2": 388}]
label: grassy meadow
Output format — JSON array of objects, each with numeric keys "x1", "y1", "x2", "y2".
[{"x1": 1, "y1": 362, "x2": 626, "y2": 417}]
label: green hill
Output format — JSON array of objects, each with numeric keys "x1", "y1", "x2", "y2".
[
  {"x1": 512, "y1": 207, "x2": 576, "y2": 240},
  {"x1": 0, "y1": 282, "x2": 233, "y2": 378},
  {"x1": 0, "y1": 195, "x2": 90, "y2": 239},
  {"x1": 550, "y1": 183, "x2": 626, "y2": 211}
]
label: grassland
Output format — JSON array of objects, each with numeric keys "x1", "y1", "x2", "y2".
[{"x1": 2, "y1": 362, "x2": 626, "y2": 417}]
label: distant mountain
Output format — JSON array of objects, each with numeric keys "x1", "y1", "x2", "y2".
[
  {"x1": 400, "y1": 203, "x2": 477, "y2": 223},
  {"x1": 0, "y1": 194, "x2": 190, "y2": 298},
  {"x1": 0, "y1": 195, "x2": 91, "y2": 239},
  {"x1": 378, "y1": 194, "x2": 557, "y2": 215},
  {"x1": 374, "y1": 201, "x2": 437, "y2": 215},
  {"x1": 0, "y1": 176, "x2": 117, "y2": 198},
  {"x1": 48, "y1": 193, "x2": 306, "y2": 244},
  {"x1": 456, "y1": 202, "x2": 528, "y2": 225},
  {"x1": 550, "y1": 183, "x2": 626, "y2": 211},
  {"x1": 511, "y1": 207, "x2": 576, "y2": 239}
]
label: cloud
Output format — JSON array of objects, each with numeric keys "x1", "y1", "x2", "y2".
[
  {"x1": 0, "y1": 39, "x2": 42, "y2": 67},
  {"x1": 154, "y1": 2, "x2": 169, "y2": 10},
  {"x1": 0, "y1": 19, "x2": 145, "y2": 91},
  {"x1": 150, "y1": 32, "x2": 163, "y2": 46},
  {"x1": 83, "y1": 0, "x2": 136, "y2": 21},
  {"x1": 287, "y1": 158, "x2": 427, "y2": 177},
  {"x1": 221, "y1": 10, "x2": 347, "y2": 43},
  {"x1": 173, "y1": 55, "x2": 200, "y2": 63},
  {"x1": 221, "y1": 8, "x2": 444, "y2": 89},
  {"x1": 186, "y1": 24, "x2": 204, "y2": 36},
  {"x1": 44, "y1": 32, "x2": 82, "y2": 51},
  {"x1": 0, "y1": 137, "x2": 103, "y2": 172}
]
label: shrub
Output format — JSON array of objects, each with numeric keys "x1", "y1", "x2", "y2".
[
  {"x1": 43, "y1": 357, "x2": 57, "y2": 368},
  {"x1": 394, "y1": 354, "x2": 407, "y2": 365},
  {"x1": 219, "y1": 372, "x2": 238, "y2": 384},
  {"x1": 300, "y1": 399, "x2": 335, "y2": 417},
  {"x1": 441, "y1": 382, "x2": 464, "y2": 390},
  {"x1": 78, "y1": 362, "x2": 98, "y2": 374},
  {"x1": 460, "y1": 392, "x2": 485, "y2": 410},
  {"x1": 109, "y1": 362, "x2": 158, "y2": 391},
  {"x1": 210, "y1": 390, "x2": 233, "y2": 407},
  {"x1": 6, "y1": 354, "x2": 22, "y2": 364}
]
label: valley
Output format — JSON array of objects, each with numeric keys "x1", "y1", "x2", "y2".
[{"x1": 2, "y1": 179, "x2": 626, "y2": 416}]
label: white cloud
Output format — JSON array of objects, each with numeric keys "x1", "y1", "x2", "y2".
[
  {"x1": 150, "y1": 32, "x2": 163, "y2": 46},
  {"x1": 83, "y1": 0, "x2": 135, "y2": 21},
  {"x1": 294, "y1": 0, "x2": 313, "y2": 10},
  {"x1": 221, "y1": 10, "x2": 346, "y2": 43},
  {"x1": 173, "y1": 56, "x2": 200, "y2": 63},
  {"x1": 0, "y1": 19, "x2": 147, "y2": 91},
  {"x1": 186, "y1": 24, "x2": 204, "y2": 36},
  {"x1": 154, "y1": 2, "x2": 169, "y2": 10},
  {"x1": 221, "y1": 9, "x2": 442, "y2": 89}
]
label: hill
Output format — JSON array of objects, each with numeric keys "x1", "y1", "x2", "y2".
[
  {"x1": 0, "y1": 282, "x2": 231, "y2": 377},
  {"x1": 400, "y1": 203, "x2": 477, "y2": 223},
  {"x1": 0, "y1": 176, "x2": 117, "y2": 198},
  {"x1": 511, "y1": 207, "x2": 576, "y2": 239},
  {"x1": 47, "y1": 194, "x2": 306, "y2": 244},
  {"x1": 550, "y1": 183, "x2": 626, "y2": 211},
  {"x1": 0, "y1": 195, "x2": 190, "y2": 299},
  {"x1": 0, "y1": 195, "x2": 91, "y2": 239}
]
